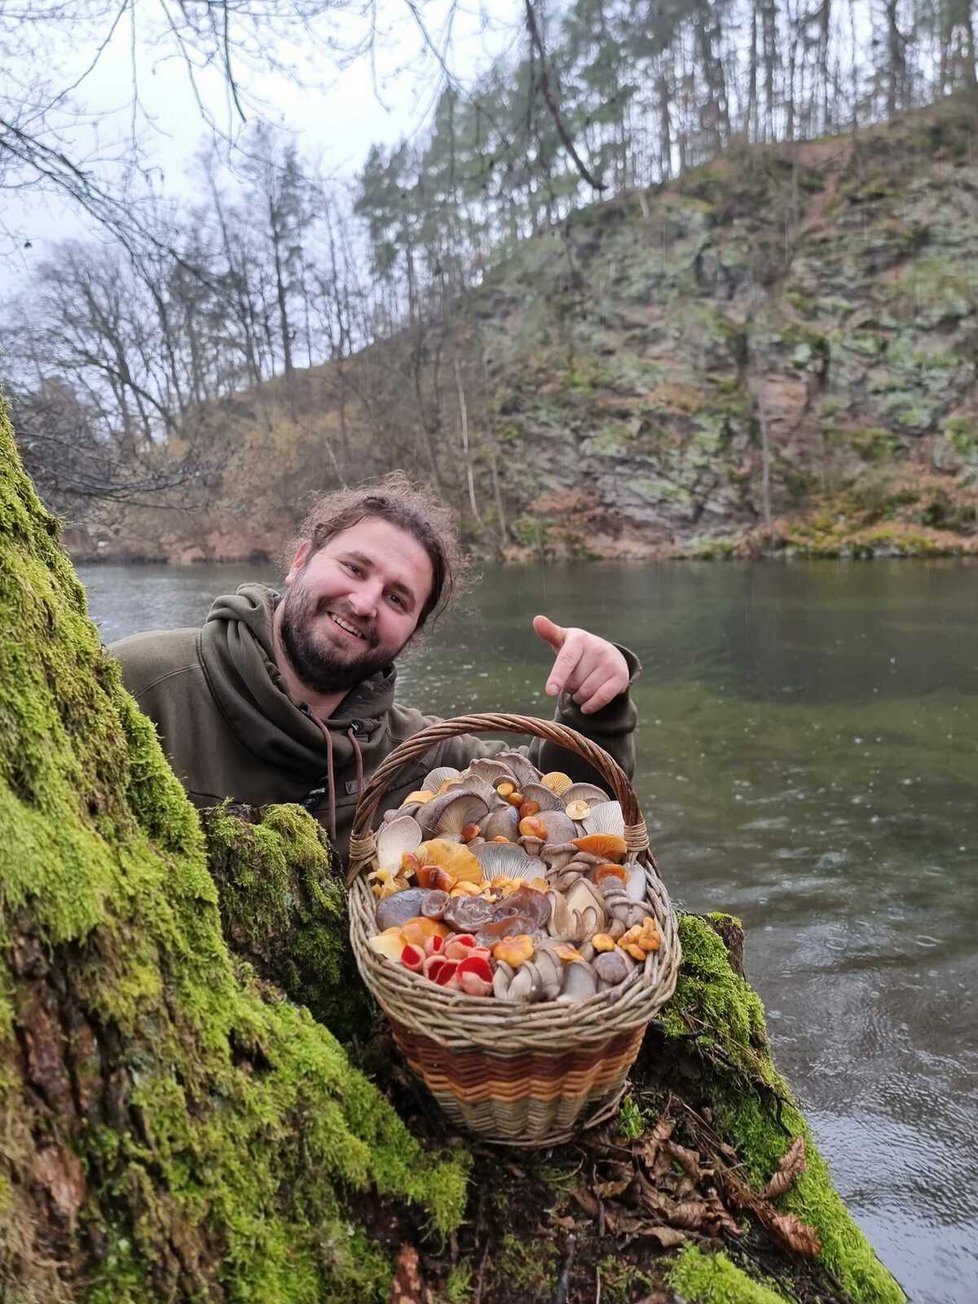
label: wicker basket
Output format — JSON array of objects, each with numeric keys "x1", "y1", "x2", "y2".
[{"x1": 347, "y1": 713, "x2": 681, "y2": 1147}]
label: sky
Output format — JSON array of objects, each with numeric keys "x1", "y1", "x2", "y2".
[{"x1": 1, "y1": 0, "x2": 524, "y2": 290}]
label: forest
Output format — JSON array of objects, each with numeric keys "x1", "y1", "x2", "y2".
[{"x1": 4, "y1": 0, "x2": 977, "y2": 560}]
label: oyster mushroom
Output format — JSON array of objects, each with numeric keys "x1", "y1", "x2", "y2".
[
  {"x1": 482, "y1": 804, "x2": 520, "y2": 841},
  {"x1": 593, "y1": 948, "x2": 636, "y2": 987},
  {"x1": 517, "y1": 833, "x2": 545, "y2": 857},
  {"x1": 564, "y1": 877, "x2": 608, "y2": 941},
  {"x1": 540, "y1": 841, "x2": 580, "y2": 872},
  {"x1": 471, "y1": 841, "x2": 540, "y2": 881},
  {"x1": 531, "y1": 945, "x2": 564, "y2": 1000},
  {"x1": 597, "y1": 877, "x2": 649, "y2": 928},
  {"x1": 625, "y1": 862, "x2": 648, "y2": 903},
  {"x1": 546, "y1": 890, "x2": 574, "y2": 938},
  {"x1": 457, "y1": 772, "x2": 498, "y2": 806},
  {"x1": 519, "y1": 782, "x2": 562, "y2": 812},
  {"x1": 492, "y1": 959, "x2": 515, "y2": 1000},
  {"x1": 375, "y1": 814, "x2": 423, "y2": 872},
  {"x1": 467, "y1": 757, "x2": 518, "y2": 787},
  {"x1": 560, "y1": 961, "x2": 598, "y2": 1001},
  {"x1": 536, "y1": 809, "x2": 579, "y2": 844},
  {"x1": 422, "y1": 765, "x2": 461, "y2": 791},
  {"x1": 562, "y1": 782, "x2": 609, "y2": 807},
  {"x1": 417, "y1": 790, "x2": 489, "y2": 838},
  {"x1": 492, "y1": 750, "x2": 542, "y2": 789},
  {"x1": 507, "y1": 961, "x2": 542, "y2": 1003},
  {"x1": 581, "y1": 800, "x2": 625, "y2": 839}
]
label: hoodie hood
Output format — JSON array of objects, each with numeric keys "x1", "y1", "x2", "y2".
[{"x1": 198, "y1": 583, "x2": 396, "y2": 779}]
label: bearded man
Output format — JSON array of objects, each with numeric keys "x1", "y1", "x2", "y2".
[{"x1": 111, "y1": 476, "x2": 640, "y2": 861}]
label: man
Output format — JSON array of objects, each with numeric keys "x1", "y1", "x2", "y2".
[{"x1": 112, "y1": 475, "x2": 640, "y2": 861}]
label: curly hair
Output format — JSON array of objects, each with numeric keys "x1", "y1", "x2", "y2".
[{"x1": 285, "y1": 473, "x2": 464, "y2": 629}]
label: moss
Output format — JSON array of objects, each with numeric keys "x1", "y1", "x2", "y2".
[
  {"x1": 663, "y1": 917, "x2": 905, "y2": 1304},
  {"x1": 0, "y1": 402, "x2": 472, "y2": 1301},
  {"x1": 441, "y1": 1261, "x2": 475, "y2": 1304},
  {"x1": 202, "y1": 803, "x2": 372, "y2": 1043},
  {"x1": 494, "y1": 1232, "x2": 559, "y2": 1296},
  {"x1": 596, "y1": 1257, "x2": 657, "y2": 1302},
  {"x1": 669, "y1": 1245, "x2": 790, "y2": 1304}
]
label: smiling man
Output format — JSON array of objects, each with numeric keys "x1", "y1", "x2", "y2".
[{"x1": 110, "y1": 475, "x2": 640, "y2": 861}]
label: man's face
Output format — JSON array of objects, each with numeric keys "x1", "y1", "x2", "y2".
[{"x1": 277, "y1": 517, "x2": 435, "y2": 696}]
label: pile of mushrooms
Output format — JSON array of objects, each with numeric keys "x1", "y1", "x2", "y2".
[{"x1": 366, "y1": 752, "x2": 660, "y2": 1002}]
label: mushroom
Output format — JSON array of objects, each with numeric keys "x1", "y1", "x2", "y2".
[
  {"x1": 560, "y1": 961, "x2": 598, "y2": 1001},
  {"x1": 417, "y1": 791, "x2": 489, "y2": 838},
  {"x1": 375, "y1": 814, "x2": 423, "y2": 872},
  {"x1": 519, "y1": 782, "x2": 562, "y2": 812},
  {"x1": 593, "y1": 948, "x2": 636, "y2": 988},
  {"x1": 581, "y1": 801, "x2": 625, "y2": 839},
  {"x1": 467, "y1": 758, "x2": 518, "y2": 787},
  {"x1": 493, "y1": 750, "x2": 542, "y2": 789},
  {"x1": 422, "y1": 765, "x2": 461, "y2": 791},
  {"x1": 482, "y1": 805, "x2": 520, "y2": 842},
  {"x1": 471, "y1": 841, "x2": 539, "y2": 881}
]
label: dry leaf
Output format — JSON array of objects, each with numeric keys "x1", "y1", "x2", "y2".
[
  {"x1": 662, "y1": 1138, "x2": 708, "y2": 1183},
  {"x1": 763, "y1": 1209, "x2": 822, "y2": 1257},
  {"x1": 572, "y1": 1186, "x2": 601, "y2": 1219},
  {"x1": 641, "y1": 1226, "x2": 687, "y2": 1249},
  {"x1": 763, "y1": 1135, "x2": 807, "y2": 1199},
  {"x1": 594, "y1": 1175, "x2": 635, "y2": 1200},
  {"x1": 637, "y1": 1114, "x2": 675, "y2": 1172}
]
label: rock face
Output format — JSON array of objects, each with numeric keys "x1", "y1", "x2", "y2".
[
  {"x1": 59, "y1": 96, "x2": 978, "y2": 563},
  {"x1": 0, "y1": 403, "x2": 906, "y2": 1301}
]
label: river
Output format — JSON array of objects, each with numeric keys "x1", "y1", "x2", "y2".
[{"x1": 77, "y1": 558, "x2": 978, "y2": 1304}]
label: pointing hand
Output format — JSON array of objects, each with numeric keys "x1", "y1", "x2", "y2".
[{"x1": 532, "y1": 614, "x2": 630, "y2": 715}]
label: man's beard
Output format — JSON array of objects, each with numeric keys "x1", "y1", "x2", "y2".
[{"x1": 279, "y1": 588, "x2": 398, "y2": 695}]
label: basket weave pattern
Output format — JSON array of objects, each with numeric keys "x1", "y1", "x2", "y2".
[{"x1": 348, "y1": 713, "x2": 681, "y2": 1146}]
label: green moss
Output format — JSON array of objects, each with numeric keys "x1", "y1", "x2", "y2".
[
  {"x1": 441, "y1": 1261, "x2": 475, "y2": 1304},
  {"x1": 669, "y1": 1246, "x2": 790, "y2": 1304},
  {"x1": 202, "y1": 803, "x2": 372, "y2": 1042},
  {"x1": 597, "y1": 1257, "x2": 657, "y2": 1302},
  {"x1": 617, "y1": 1093, "x2": 645, "y2": 1141},
  {"x1": 496, "y1": 1232, "x2": 558, "y2": 1295},
  {"x1": 0, "y1": 403, "x2": 472, "y2": 1301},
  {"x1": 663, "y1": 916, "x2": 905, "y2": 1304}
]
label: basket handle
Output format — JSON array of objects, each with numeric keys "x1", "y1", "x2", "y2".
[{"x1": 347, "y1": 712, "x2": 649, "y2": 885}]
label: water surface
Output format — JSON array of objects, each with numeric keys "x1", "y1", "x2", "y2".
[{"x1": 80, "y1": 558, "x2": 978, "y2": 1304}]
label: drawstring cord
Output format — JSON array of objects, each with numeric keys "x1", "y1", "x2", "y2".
[{"x1": 310, "y1": 717, "x2": 366, "y2": 847}]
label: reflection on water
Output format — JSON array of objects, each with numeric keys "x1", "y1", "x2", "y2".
[{"x1": 79, "y1": 558, "x2": 978, "y2": 1304}]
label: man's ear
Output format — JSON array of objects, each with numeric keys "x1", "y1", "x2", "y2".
[{"x1": 285, "y1": 541, "x2": 311, "y2": 586}]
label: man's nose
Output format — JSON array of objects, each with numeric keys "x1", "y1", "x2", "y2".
[{"x1": 347, "y1": 582, "x2": 381, "y2": 618}]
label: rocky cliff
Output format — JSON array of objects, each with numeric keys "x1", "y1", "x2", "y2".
[{"x1": 63, "y1": 94, "x2": 978, "y2": 563}]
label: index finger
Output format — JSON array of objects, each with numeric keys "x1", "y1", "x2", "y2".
[{"x1": 545, "y1": 633, "x2": 584, "y2": 697}]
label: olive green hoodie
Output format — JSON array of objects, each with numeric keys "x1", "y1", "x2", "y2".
[{"x1": 111, "y1": 584, "x2": 641, "y2": 863}]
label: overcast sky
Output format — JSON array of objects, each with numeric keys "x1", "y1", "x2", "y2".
[{"x1": 2, "y1": 0, "x2": 524, "y2": 289}]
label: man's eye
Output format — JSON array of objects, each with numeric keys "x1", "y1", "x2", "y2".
[
  {"x1": 344, "y1": 561, "x2": 362, "y2": 576},
  {"x1": 387, "y1": 591, "x2": 404, "y2": 607}
]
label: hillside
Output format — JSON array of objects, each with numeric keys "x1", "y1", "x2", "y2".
[{"x1": 66, "y1": 94, "x2": 978, "y2": 563}]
